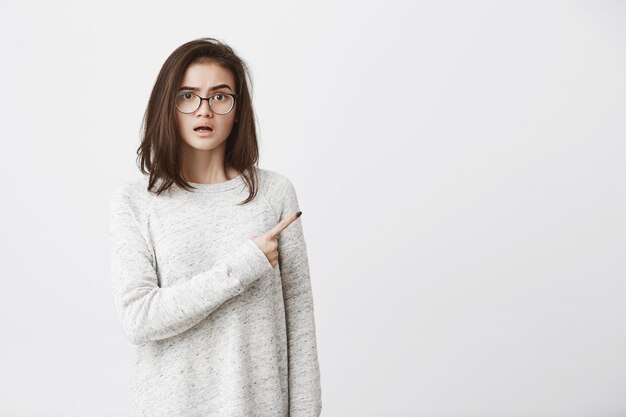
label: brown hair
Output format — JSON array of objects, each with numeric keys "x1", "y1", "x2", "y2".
[{"x1": 136, "y1": 37, "x2": 260, "y2": 204}]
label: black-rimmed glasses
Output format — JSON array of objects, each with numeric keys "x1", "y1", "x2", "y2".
[{"x1": 175, "y1": 92, "x2": 239, "y2": 115}]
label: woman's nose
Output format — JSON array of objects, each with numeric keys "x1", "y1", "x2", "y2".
[{"x1": 197, "y1": 98, "x2": 214, "y2": 116}]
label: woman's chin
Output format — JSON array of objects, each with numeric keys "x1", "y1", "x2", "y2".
[{"x1": 182, "y1": 137, "x2": 226, "y2": 152}]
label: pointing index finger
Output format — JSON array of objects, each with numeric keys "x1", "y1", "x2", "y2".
[{"x1": 268, "y1": 211, "x2": 302, "y2": 238}]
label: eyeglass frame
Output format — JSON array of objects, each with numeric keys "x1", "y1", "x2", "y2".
[{"x1": 175, "y1": 91, "x2": 240, "y2": 115}]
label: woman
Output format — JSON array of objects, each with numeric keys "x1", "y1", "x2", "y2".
[{"x1": 108, "y1": 37, "x2": 322, "y2": 417}]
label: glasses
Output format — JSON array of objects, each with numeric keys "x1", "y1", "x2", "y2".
[{"x1": 175, "y1": 91, "x2": 239, "y2": 115}]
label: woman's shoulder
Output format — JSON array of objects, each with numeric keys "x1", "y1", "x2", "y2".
[
  {"x1": 255, "y1": 166, "x2": 295, "y2": 194},
  {"x1": 111, "y1": 175, "x2": 150, "y2": 197},
  {"x1": 254, "y1": 167, "x2": 301, "y2": 215},
  {"x1": 109, "y1": 176, "x2": 152, "y2": 215}
]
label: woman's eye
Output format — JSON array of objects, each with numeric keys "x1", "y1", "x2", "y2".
[
  {"x1": 182, "y1": 93, "x2": 193, "y2": 100},
  {"x1": 214, "y1": 93, "x2": 224, "y2": 101}
]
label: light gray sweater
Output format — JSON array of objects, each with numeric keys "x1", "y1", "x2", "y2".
[{"x1": 108, "y1": 167, "x2": 322, "y2": 417}]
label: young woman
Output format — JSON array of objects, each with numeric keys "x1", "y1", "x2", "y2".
[{"x1": 108, "y1": 38, "x2": 322, "y2": 417}]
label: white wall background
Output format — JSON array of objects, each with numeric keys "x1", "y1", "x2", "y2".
[{"x1": 1, "y1": 1, "x2": 624, "y2": 416}]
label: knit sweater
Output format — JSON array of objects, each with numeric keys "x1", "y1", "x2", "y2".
[{"x1": 108, "y1": 167, "x2": 322, "y2": 417}]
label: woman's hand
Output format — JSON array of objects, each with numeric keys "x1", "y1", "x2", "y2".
[{"x1": 251, "y1": 211, "x2": 302, "y2": 268}]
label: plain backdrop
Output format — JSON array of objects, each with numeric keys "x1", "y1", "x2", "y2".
[{"x1": 1, "y1": 1, "x2": 624, "y2": 416}]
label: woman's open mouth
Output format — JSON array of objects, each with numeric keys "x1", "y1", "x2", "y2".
[{"x1": 194, "y1": 126, "x2": 215, "y2": 136}]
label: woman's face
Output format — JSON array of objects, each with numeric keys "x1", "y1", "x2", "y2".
[{"x1": 175, "y1": 61, "x2": 238, "y2": 154}]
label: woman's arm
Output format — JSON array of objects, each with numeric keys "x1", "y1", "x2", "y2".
[
  {"x1": 276, "y1": 177, "x2": 323, "y2": 417},
  {"x1": 108, "y1": 185, "x2": 273, "y2": 345}
]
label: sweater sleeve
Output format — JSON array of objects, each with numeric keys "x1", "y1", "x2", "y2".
[
  {"x1": 108, "y1": 184, "x2": 274, "y2": 345},
  {"x1": 275, "y1": 177, "x2": 323, "y2": 417}
]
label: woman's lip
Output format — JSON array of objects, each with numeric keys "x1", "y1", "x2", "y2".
[{"x1": 194, "y1": 128, "x2": 215, "y2": 137}]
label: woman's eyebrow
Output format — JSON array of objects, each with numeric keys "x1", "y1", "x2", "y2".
[{"x1": 178, "y1": 84, "x2": 233, "y2": 92}]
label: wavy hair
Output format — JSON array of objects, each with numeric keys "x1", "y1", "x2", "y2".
[{"x1": 137, "y1": 37, "x2": 260, "y2": 204}]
